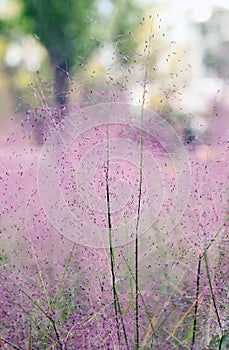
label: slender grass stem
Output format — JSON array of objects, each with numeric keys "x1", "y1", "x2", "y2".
[
  {"x1": 105, "y1": 136, "x2": 121, "y2": 348},
  {"x1": 0, "y1": 337, "x2": 22, "y2": 350},
  {"x1": 28, "y1": 318, "x2": 32, "y2": 350},
  {"x1": 124, "y1": 220, "x2": 134, "y2": 304},
  {"x1": 134, "y1": 18, "x2": 154, "y2": 349},
  {"x1": 191, "y1": 254, "x2": 202, "y2": 349},
  {"x1": 41, "y1": 243, "x2": 76, "y2": 346},
  {"x1": 120, "y1": 251, "x2": 158, "y2": 348},
  {"x1": 191, "y1": 218, "x2": 228, "y2": 350},
  {"x1": 0, "y1": 277, "x2": 57, "y2": 344},
  {"x1": 202, "y1": 217, "x2": 228, "y2": 257},
  {"x1": 52, "y1": 243, "x2": 76, "y2": 306},
  {"x1": 218, "y1": 333, "x2": 225, "y2": 350},
  {"x1": 134, "y1": 152, "x2": 142, "y2": 349},
  {"x1": 105, "y1": 119, "x2": 129, "y2": 350},
  {"x1": 20, "y1": 288, "x2": 63, "y2": 349},
  {"x1": 0, "y1": 278, "x2": 31, "y2": 319},
  {"x1": 30, "y1": 243, "x2": 51, "y2": 310},
  {"x1": 204, "y1": 252, "x2": 224, "y2": 349}
]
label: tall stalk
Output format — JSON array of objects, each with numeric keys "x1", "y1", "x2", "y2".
[
  {"x1": 191, "y1": 254, "x2": 202, "y2": 349},
  {"x1": 135, "y1": 17, "x2": 154, "y2": 349},
  {"x1": 105, "y1": 114, "x2": 129, "y2": 350}
]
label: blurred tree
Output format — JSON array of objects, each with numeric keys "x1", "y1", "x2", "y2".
[
  {"x1": 22, "y1": 0, "x2": 96, "y2": 116},
  {"x1": 21, "y1": 0, "x2": 143, "y2": 114},
  {"x1": 0, "y1": 0, "x2": 142, "y2": 143}
]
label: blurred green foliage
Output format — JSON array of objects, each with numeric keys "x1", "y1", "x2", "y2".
[
  {"x1": 21, "y1": 0, "x2": 97, "y2": 108},
  {"x1": 19, "y1": 0, "x2": 141, "y2": 109},
  {"x1": 22, "y1": 0, "x2": 96, "y2": 69}
]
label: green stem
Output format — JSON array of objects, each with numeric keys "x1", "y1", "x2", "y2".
[
  {"x1": 0, "y1": 337, "x2": 22, "y2": 350},
  {"x1": 120, "y1": 252, "x2": 159, "y2": 349},
  {"x1": 20, "y1": 288, "x2": 63, "y2": 349},
  {"x1": 204, "y1": 252, "x2": 224, "y2": 349},
  {"x1": 191, "y1": 254, "x2": 202, "y2": 349},
  {"x1": 105, "y1": 120, "x2": 129, "y2": 350},
  {"x1": 134, "y1": 18, "x2": 154, "y2": 349}
]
